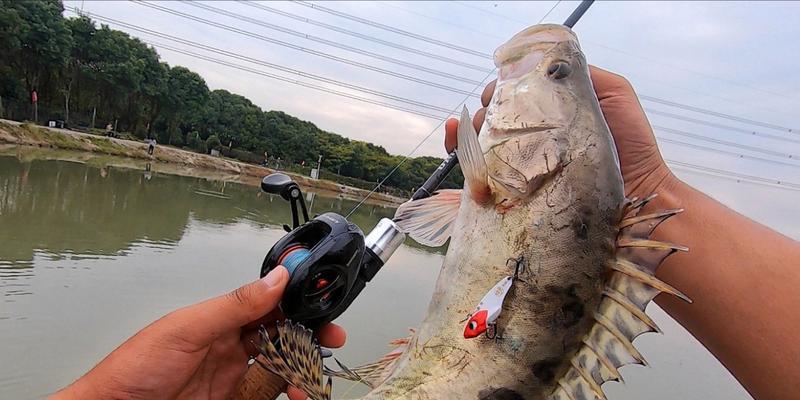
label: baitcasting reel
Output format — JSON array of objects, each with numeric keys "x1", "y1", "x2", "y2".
[{"x1": 259, "y1": 173, "x2": 405, "y2": 330}]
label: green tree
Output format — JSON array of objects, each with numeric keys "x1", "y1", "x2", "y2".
[
  {"x1": 205, "y1": 134, "x2": 222, "y2": 152},
  {"x1": 0, "y1": 2, "x2": 464, "y2": 194}
]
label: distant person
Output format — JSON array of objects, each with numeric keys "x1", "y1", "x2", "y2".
[
  {"x1": 105, "y1": 123, "x2": 113, "y2": 137},
  {"x1": 147, "y1": 138, "x2": 156, "y2": 156}
]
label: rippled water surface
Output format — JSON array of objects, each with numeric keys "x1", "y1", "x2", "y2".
[{"x1": 0, "y1": 152, "x2": 749, "y2": 399}]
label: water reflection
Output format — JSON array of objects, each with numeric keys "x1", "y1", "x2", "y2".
[
  {"x1": 0, "y1": 155, "x2": 426, "y2": 302},
  {"x1": 0, "y1": 156, "x2": 408, "y2": 264}
]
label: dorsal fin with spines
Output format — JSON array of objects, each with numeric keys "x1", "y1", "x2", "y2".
[{"x1": 549, "y1": 195, "x2": 690, "y2": 400}]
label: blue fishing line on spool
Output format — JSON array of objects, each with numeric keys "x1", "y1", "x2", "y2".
[{"x1": 280, "y1": 246, "x2": 312, "y2": 275}]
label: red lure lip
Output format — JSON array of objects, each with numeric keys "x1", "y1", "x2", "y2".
[{"x1": 463, "y1": 309, "x2": 489, "y2": 338}]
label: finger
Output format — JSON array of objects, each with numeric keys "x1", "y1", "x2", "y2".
[
  {"x1": 242, "y1": 308, "x2": 284, "y2": 331},
  {"x1": 287, "y1": 385, "x2": 308, "y2": 400},
  {"x1": 190, "y1": 266, "x2": 289, "y2": 335},
  {"x1": 444, "y1": 117, "x2": 458, "y2": 153},
  {"x1": 473, "y1": 107, "x2": 486, "y2": 133},
  {"x1": 588, "y1": 65, "x2": 635, "y2": 100},
  {"x1": 481, "y1": 79, "x2": 496, "y2": 107},
  {"x1": 317, "y1": 323, "x2": 347, "y2": 348}
]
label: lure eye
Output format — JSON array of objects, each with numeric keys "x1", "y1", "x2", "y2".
[
  {"x1": 469, "y1": 321, "x2": 478, "y2": 330},
  {"x1": 547, "y1": 61, "x2": 572, "y2": 80}
]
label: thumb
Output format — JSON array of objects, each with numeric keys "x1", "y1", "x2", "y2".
[{"x1": 192, "y1": 266, "x2": 290, "y2": 332}]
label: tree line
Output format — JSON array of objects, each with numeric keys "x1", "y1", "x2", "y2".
[{"x1": 0, "y1": 0, "x2": 464, "y2": 193}]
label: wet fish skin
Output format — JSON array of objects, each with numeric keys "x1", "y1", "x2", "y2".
[{"x1": 368, "y1": 24, "x2": 625, "y2": 399}]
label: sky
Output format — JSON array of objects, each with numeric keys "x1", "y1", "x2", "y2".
[{"x1": 61, "y1": 1, "x2": 800, "y2": 238}]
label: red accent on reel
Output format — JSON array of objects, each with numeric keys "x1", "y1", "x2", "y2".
[{"x1": 315, "y1": 278, "x2": 330, "y2": 289}]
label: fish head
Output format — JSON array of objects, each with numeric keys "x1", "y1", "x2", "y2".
[
  {"x1": 463, "y1": 309, "x2": 489, "y2": 338},
  {"x1": 481, "y1": 24, "x2": 601, "y2": 203}
]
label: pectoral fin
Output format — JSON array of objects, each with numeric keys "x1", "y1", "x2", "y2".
[{"x1": 394, "y1": 189, "x2": 462, "y2": 247}]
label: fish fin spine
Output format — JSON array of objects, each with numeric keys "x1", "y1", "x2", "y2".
[
  {"x1": 456, "y1": 106, "x2": 491, "y2": 202},
  {"x1": 552, "y1": 194, "x2": 689, "y2": 400}
]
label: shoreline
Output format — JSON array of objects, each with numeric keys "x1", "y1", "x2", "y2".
[{"x1": 0, "y1": 120, "x2": 405, "y2": 207}]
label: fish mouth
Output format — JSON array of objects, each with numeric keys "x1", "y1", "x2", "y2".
[{"x1": 484, "y1": 125, "x2": 563, "y2": 151}]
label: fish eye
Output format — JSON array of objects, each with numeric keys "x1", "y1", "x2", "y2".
[
  {"x1": 469, "y1": 321, "x2": 477, "y2": 330},
  {"x1": 547, "y1": 61, "x2": 572, "y2": 80}
]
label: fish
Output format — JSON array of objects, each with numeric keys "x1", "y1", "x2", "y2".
[{"x1": 252, "y1": 23, "x2": 689, "y2": 400}]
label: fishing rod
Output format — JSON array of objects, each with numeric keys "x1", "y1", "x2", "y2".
[
  {"x1": 256, "y1": 0, "x2": 596, "y2": 333},
  {"x1": 412, "y1": 0, "x2": 594, "y2": 200}
]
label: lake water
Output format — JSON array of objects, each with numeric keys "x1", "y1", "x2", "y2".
[{"x1": 0, "y1": 151, "x2": 750, "y2": 399}]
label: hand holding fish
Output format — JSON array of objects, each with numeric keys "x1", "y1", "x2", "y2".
[
  {"x1": 445, "y1": 65, "x2": 800, "y2": 400},
  {"x1": 445, "y1": 65, "x2": 674, "y2": 204},
  {"x1": 49, "y1": 266, "x2": 345, "y2": 400}
]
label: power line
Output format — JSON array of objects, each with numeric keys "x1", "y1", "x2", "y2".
[
  {"x1": 73, "y1": 5, "x2": 799, "y2": 191},
  {"x1": 237, "y1": 1, "x2": 493, "y2": 73},
  {"x1": 646, "y1": 108, "x2": 800, "y2": 145},
  {"x1": 181, "y1": 1, "x2": 487, "y2": 85},
  {"x1": 657, "y1": 137, "x2": 800, "y2": 169},
  {"x1": 292, "y1": 0, "x2": 493, "y2": 59},
  {"x1": 453, "y1": 1, "x2": 800, "y2": 106},
  {"x1": 130, "y1": 1, "x2": 481, "y2": 97},
  {"x1": 454, "y1": 1, "x2": 534, "y2": 26},
  {"x1": 641, "y1": 95, "x2": 796, "y2": 133},
  {"x1": 382, "y1": 2, "x2": 506, "y2": 41},
  {"x1": 287, "y1": 1, "x2": 798, "y2": 134},
  {"x1": 667, "y1": 159, "x2": 800, "y2": 192},
  {"x1": 653, "y1": 125, "x2": 798, "y2": 160},
  {"x1": 148, "y1": 41, "x2": 448, "y2": 120},
  {"x1": 70, "y1": 9, "x2": 457, "y2": 116}
]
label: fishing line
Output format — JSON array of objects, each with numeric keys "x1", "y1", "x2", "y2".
[{"x1": 345, "y1": 0, "x2": 563, "y2": 218}]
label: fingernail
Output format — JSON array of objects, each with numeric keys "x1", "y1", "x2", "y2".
[{"x1": 261, "y1": 266, "x2": 286, "y2": 287}]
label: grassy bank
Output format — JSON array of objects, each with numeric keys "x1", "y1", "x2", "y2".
[{"x1": 0, "y1": 120, "x2": 405, "y2": 206}]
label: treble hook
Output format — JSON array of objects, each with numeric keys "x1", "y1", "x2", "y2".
[{"x1": 507, "y1": 256, "x2": 527, "y2": 281}]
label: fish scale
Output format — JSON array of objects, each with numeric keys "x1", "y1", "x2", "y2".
[{"x1": 250, "y1": 24, "x2": 689, "y2": 400}]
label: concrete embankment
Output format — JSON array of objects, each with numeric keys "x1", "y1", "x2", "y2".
[{"x1": 0, "y1": 120, "x2": 404, "y2": 206}]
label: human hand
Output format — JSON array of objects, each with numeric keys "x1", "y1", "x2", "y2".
[
  {"x1": 51, "y1": 266, "x2": 346, "y2": 400},
  {"x1": 444, "y1": 66, "x2": 678, "y2": 201}
]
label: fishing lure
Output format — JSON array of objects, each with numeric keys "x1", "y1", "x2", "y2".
[{"x1": 463, "y1": 275, "x2": 514, "y2": 339}]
